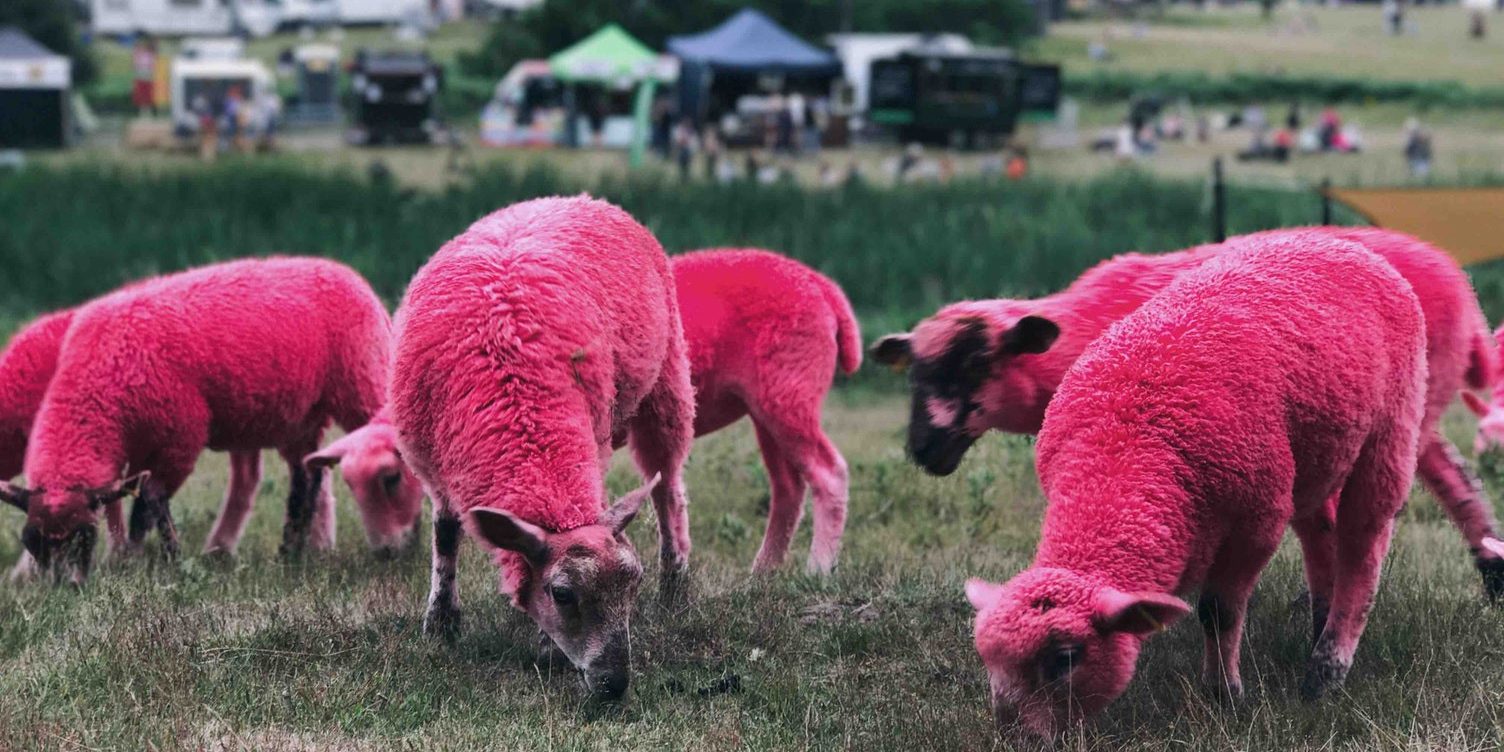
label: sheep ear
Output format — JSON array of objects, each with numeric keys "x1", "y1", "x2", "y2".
[
  {"x1": 305, "y1": 430, "x2": 363, "y2": 471},
  {"x1": 467, "y1": 508, "x2": 550, "y2": 566},
  {"x1": 0, "y1": 481, "x2": 30, "y2": 513},
  {"x1": 965, "y1": 578, "x2": 1005, "y2": 612},
  {"x1": 1482, "y1": 537, "x2": 1504, "y2": 559},
  {"x1": 599, "y1": 472, "x2": 659, "y2": 535},
  {"x1": 870, "y1": 334, "x2": 913, "y2": 371},
  {"x1": 999, "y1": 316, "x2": 1060, "y2": 356},
  {"x1": 1462, "y1": 391, "x2": 1491, "y2": 419},
  {"x1": 86, "y1": 471, "x2": 150, "y2": 510},
  {"x1": 1092, "y1": 587, "x2": 1190, "y2": 635}
]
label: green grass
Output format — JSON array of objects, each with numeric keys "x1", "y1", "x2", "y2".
[
  {"x1": 0, "y1": 160, "x2": 1354, "y2": 325},
  {"x1": 2, "y1": 397, "x2": 1503, "y2": 749},
  {"x1": 1032, "y1": 5, "x2": 1504, "y2": 89},
  {"x1": 3, "y1": 162, "x2": 1504, "y2": 748}
]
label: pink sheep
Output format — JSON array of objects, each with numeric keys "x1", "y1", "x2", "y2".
[
  {"x1": 966, "y1": 231, "x2": 1427, "y2": 738},
  {"x1": 304, "y1": 410, "x2": 424, "y2": 555},
  {"x1": 389, "y1": 196, "x2": 695, "y2": 701},
  {"x1": 653, "y1": 249, "x2": 860, "y2": 574},
  {"x1": 875, "y1": 226, "x2": 1504, "y2": 596},
  {"x1": 0, "y1": 257, "x2": 391, "y2": 583},
  {"x1": 0, "y1": 309, "x2": 272, "y2": 580}
]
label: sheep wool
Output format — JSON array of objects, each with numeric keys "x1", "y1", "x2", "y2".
[
  {"x1": 968, "y1": 232, "x2": 1427, "y2": 737},
  {"x1": 671, "y1": 248, "x2": 860, "y2": 573}
]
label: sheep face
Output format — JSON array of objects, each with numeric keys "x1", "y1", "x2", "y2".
[
  {"x1": 1, "y1": 474, "x2": 144, "y2": 586},
  {"x1": 307, "y1": 423, "x2": 425, "y2": 556},
  {"x1": 872, "y1": 314, "x2": 1059, "y2": 476},
  {"x1": 466, "y1": 475, "x2": 658, "y2": 701},
  {"x1": 966, "y1": 569, "x2": 1189, "y2": 739}
]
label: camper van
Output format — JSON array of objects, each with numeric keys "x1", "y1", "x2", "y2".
[{"x1": 91, "y1": 0, "x2": 282, "y2": 38}]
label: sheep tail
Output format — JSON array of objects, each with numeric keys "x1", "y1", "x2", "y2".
[{"x1": 813, "y1": 270, "x2": 862, "y2": 376}]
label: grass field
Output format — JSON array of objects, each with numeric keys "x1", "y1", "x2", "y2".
[
  {"x1": 1, "y1": 393, "x2": 1502, "y2": 750},
  {"x1": 1032, "y1": 4, "x2": 1504, "y2": 88}
]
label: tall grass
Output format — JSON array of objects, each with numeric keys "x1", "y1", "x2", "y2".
[{"x1": 0, "y1": 161, "x2": 1354, "y2": 327}]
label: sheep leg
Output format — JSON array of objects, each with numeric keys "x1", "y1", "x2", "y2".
[
  {"x1": 754, "y1": 407, "x2": 849, "y2": 576},
  {"x1": 1301, "y1": 433, "x2": 1411, "y2": 702},
  {"x1": 103, "y1": 500, "x2": 128, "y2": 556},
  {"x1": 309, "y1": 465, "x2": 337, "y2": 551},
  {"x1": 1199, "y1": 513, "x2": 1282, "y2": 700},
  {"x1": 424, "y1": 505, "x2": 463, "y2": 639},
  {"x1": 1291, "y1": 497, "x2": 1339, "y2": 644},
  {"x1": 203, "y1": 451, "x2": 264, "y2": 556},
  {"x1": 1414, "y1": 436, "x2": 1504, "y2": 598},
  {"x1": 127, "y1": 494, "x2": 158, "y2": 551},
  {"x1": 151, "y1": 491, "x2": 180, "y2": 560},
  {"x1": 627, "y1": 359, "x2": 695, "y2": 601},
  {"x1": 749, "y1": 420, "x2": 807, "y2": 574},
  {"x1": 277, "y1": 441, "x2": 325, "y2": 559}
]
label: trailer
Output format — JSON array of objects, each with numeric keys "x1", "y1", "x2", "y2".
[{"x1": 0, "y1": 28, "x2": 72, "y2": 149}]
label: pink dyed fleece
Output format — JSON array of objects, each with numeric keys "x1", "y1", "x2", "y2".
[
  {"x1": 23, "y1": 257, "x2": 391, "y2": 541},
  {"x1": 972, "y1": 231, "x2": 1427, "y2": 734},
  {"x1": 670, "y1": 248, "x2": 861, "y2": 572},
  {"x1": 0, "y1": 310, "x2": 74, "y2": 480},
  {"x1": 902, "y1": 227, "x2": 1501, "y2": 566},
  {"x1": 391, "y1": 196, "x2": 694, "y2": 600}
]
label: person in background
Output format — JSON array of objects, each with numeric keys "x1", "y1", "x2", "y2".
[
  {"x1": 131, "y1": 36, "x2": 159, "y2": 117},
  {"x1": 1006, "y1": 147, "x2": 1030, "y2": 180},
  {"x1": 255, "y1": 87, "x2": 283, "y2": 152},
  {"x1": 194, "y1": 93, "x2": 218, "y2": 162},
  {"x1": 700, "y1": 124, "x2": 722, "y2": 181},
  {"x1": 1404, "y1": 117, "x2": 1433, "y2": 178},
  {"x1": 671, "y1": 117, "x2": 697, "y2": 180},
  {"x1": 224, "y1": 86, "x2": 247, "y2": 154},
  {"x1": 804, "y1": 96, "x2": 825, "y2": 155},
  {"x1": 786, "y1": 91, "x2": 807, "y2": 153}
]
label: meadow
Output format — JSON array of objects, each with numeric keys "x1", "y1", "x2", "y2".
[{"x1": 2, "y1": 163, "x2": 1504, "y2": 749}]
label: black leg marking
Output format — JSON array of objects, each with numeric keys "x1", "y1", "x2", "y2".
[
  {"x1": 1475, "y1": 555, "x2": 1504, "y2": 601},
  {"x1": 279, "y1": 464, "x2": 314, "y2": 558},
  {"x1": 424, "y1": 514, "x2": 463, "y2": 639},
  {"x1": 1309, "y1": 594, "x2": 1331, "y2": 645},
  {"x1": 128, "y1": 496, "x2": 156, "y2": 547},
  {"x1": 1197, "y1": 593, "x2": 1231, "y2": 635},
  {"x1": 152, "y1": 494, "x2": 179, "y2": 560}
]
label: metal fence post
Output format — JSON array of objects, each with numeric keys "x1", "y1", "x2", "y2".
[{"x1": 1211, "y1": 157, "x2": 1226, "y2": 243}]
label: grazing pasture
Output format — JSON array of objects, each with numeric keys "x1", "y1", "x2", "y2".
[
  {"x1": 1, "y1": 398, "x2": 1502, "y2": 750},
  {"x1": 2, "y1": 163, "x2": 1504, "y2": 749}
]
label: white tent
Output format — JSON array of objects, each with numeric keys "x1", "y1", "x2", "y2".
[{"x1": 0, "y1": 27, "x2": 72, "y2": 148}]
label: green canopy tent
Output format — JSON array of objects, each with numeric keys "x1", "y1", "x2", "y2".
[{"x1": 548, "y1": 24, "x2": 675, "y2": 164}]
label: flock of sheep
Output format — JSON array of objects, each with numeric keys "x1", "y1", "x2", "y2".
[{"x1": 3, "y1": 195, "x2": 1503, "y2": 740}]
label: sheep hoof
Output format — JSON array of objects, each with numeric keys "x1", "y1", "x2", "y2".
[
  {"x1": 1299, "y1": 651, "x2": 1348, "y2": 703},
  {"x1": 423, "y1": 604, "x2": 462, "y2": 641},
  {"x1": 1476, "y1": 556, "x2": 1504, "y2": 601}
]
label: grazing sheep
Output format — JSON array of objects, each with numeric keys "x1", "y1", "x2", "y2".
[
  {"x1": 305, "y1": 411, "x2": 424, "y2": 555},
  {"x1": 0, "y1": 310, "x2": 299, "y2": 580},
  {"x1": 0, "y1": 257, "x2": 391, "y2": 583},
  {"x1": 389, "y1": 196, "x2": 695, "y2": 701},
  {"x1": 653, "y1": 248, "x2": 860, "y2": 574},
  {"x1": 875, "y1": 227, "x2": 1504, "y2": 596},
  {"x1": 966, "y1": 232, "x2": 1427, "y2": 738}
]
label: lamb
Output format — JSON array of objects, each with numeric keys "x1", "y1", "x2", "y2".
[
  {"x1": 0, "y1": 257, "x2": 392, "y2": 583},
  {"x1": 637, "y1": 248, "x2": 860, "y2": 574},
  {"x1": 874, "y1": 226, "x2": 1504, "y2": 596},
  {"x1": 965, "y1": 231, "x2": 1427, "y2": 738},
  {"x1": 0, "y1": 309, "x2": 295, "y2": 579},
  {"x1": 389, "y1": 196, "x2": 695, "y2": 701},
  {"x1": 304, "y1": 411, "x2": 425, "y2": 555}
]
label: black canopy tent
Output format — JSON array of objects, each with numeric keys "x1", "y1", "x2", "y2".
[
  {"x1": 0, "y1": 27, "x2": 72, "y2": 149},
  {"x1": 667, "y1": 9, "x2": 841, "y2": 126}
]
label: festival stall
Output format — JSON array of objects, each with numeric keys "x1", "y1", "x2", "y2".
[{"x1": 0, "y1": 27, "x2": 72, "y2": 149}]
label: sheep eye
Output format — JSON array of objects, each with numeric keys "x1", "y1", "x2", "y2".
[
  {"x1": 1043, "y1": 645, "x2": 1082, "y2": 683},
  {"x1": 549, "y1": 586, "x2": 577, "y2": 607}
]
